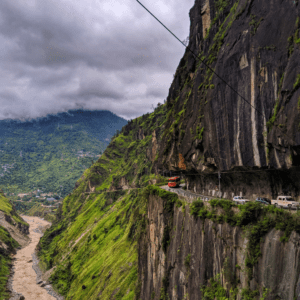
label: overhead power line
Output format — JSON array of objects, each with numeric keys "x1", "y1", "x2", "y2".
[
  {"x1": 136, "y1": 1, "x2": 260, "y2": 115},
  {"x1": 136, "y1": 0, "x2": 296, "y2": 147}
]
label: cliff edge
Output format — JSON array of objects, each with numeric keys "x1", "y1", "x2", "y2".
[{"x1": 154, "y1": 0, "x2": 300, "y2": 200}]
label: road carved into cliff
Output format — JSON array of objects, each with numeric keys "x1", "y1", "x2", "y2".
[{"x1": 160, "y1": 185, "x2": 215, "y2": 203}]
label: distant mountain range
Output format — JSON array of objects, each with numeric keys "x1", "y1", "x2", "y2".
[{"x1": 0, "y1": 110, "x2": 127, "y2": 197}]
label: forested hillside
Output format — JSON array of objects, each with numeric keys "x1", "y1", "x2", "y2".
[{"x1": 0, "y1": 110, "x2": 127, "y2": 197}]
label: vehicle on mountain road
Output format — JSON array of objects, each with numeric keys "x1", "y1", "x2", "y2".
[
  {"x1": 168, "y1": 176, "x2": 181, "y2": 188},
  {"x1": 232, "y1": 196, "x2": 251, "y2": 205},
  {"x1": 255, "y1": 198, "x2": 271, "y2": 205},
  {"x1": 271, "y1": 196, "x2": 299, "y2": 209}
]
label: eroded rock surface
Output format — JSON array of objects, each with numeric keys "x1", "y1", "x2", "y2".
[
  {"x1": 154, "y1": 0, "x2": 300, "y2": 199},
  {"x1": 0, "y1": 211, "x2": 29, "y2": 247},
  {"x1": 139, "y1": 194, "x2": 300, "y2": 299}
]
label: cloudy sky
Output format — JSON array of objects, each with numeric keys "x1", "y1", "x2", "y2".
[{"x1": 0, "y1": 0, "x2": 194, "y2": 121}]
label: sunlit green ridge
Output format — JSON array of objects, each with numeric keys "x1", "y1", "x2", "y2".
[{"x1": 37, "y1": 104, "x2": 167, "y2": 299}]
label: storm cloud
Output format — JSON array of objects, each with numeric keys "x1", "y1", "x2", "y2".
[{"x1": 0, "y1": 0, "x2": 194, "y2": 120}]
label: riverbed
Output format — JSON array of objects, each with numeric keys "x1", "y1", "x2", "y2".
[{"x1": 10, "y1": 216, "x2": 57, "y2": 300}]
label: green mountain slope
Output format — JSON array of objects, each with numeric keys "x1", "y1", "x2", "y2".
[
  {"x1": 26, "y1": 203, "x2": 57, "y2": 222},
  {"x1": 0, "y1": 110, "x2": 127, "y2": 197},
  {"x1": 0, "y1": 192, "x2": 29, "y2": 300},
  {"x1": 37, "y1": 104, "x2": 167, "y2": 299}
]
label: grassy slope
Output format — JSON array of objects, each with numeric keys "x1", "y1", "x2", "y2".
[
  {"x1": 0, "y1": 193, "x2": 25, "y2": 300},
  {"x1": 37, "y1": 104, "x2": 167, "y2": 300},
  {"x1": 40, "y1": 190, "x2": 147, "y2": 299},
  {"x1": 26, "y1": 204, "x2": 57, "y2": 222}
]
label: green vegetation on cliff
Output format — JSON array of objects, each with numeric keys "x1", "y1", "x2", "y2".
[
  {"x1": 39, "y1": 189, "x2": 147, "y2": 299},
  {"x1": 0, "y1": 225, "x2": 19, "y2": 300},
  {"x1": 75, "y1": 104, "x2": 167, "y2": 192},
  {"x1": 190, "y1": 198, "x2": 300, "y2": 293},
  {"x1": 0, "y1": 192, "x2": 28, "y2": 227},
  {"x1": 37, "y1": 100, "x2": 300, "y2": 299},
  {"x1": 26, "y1": 203, "x2": 57, "y2": 222},
  {"x1": 37, "y1": 104, "x2": 167, "y2": 299},
  {"x1": 0, "y1": 192, "x2": 27, "y2": 300}
]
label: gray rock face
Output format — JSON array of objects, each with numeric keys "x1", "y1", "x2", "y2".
[
  {"x1": 3, "y1": 212, "x2": 29, "y2": 235},
  {"x1": 9, "y1": 292, "x2": 25, "y2": 300},
  {"x1": 17, "y1": 222, "x2": 29, "y2": 235},
  {"x1": 155, "y1": 0, "x2": 300, "y2": 199},
  {"x1": 139, "y1": 195, "x2": 300, "y2": 299}
]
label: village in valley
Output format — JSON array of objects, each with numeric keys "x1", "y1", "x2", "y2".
[
  {"x1": 4, "y1": 189, "x2": 63, "y2": 212},
  {"x1": 14, "y1": 189, "x2": 62, "y2": 206}
]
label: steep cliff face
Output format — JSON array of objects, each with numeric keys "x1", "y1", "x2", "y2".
[
  {"x1": 2, "y1": 212, "x2": 29, "y2": 236},
  {"x1": 139, "y1": 189, "x2": 300, "y2": 300},
  {"x1": 155, "y1": 0, "x2": 300, "y2": 199},
  {"x1": 35, "y1": 98, "x2": 300, "y2": 299}
]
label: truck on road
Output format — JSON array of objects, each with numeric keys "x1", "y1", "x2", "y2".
[{"x1": 271, "y1": 196, "x2": 299, "y2": 209}]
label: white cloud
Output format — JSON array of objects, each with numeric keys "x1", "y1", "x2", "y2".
[{"x1": 0, "y1": 0, "x2": 194, "y2": 120}]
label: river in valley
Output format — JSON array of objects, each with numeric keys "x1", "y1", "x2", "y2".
[{"x1": 10, "y1": 216, "x2": 58, "y2": 300}]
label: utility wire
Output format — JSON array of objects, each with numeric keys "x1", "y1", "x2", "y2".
[
  {"x1": 136, "y1": 0, "x2": 188, "y2": 49},
  {"x1": 136, "y1": 1, "x2": 260, "y2": 116},
  {"x1": 136, "y1": 0, "x2": 296, "y2": 145},
  {"x1": 113, "y1": 0, "x2": 293, "y2": 176}
]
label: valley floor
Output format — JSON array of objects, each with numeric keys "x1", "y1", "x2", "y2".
[{"x1": 10, "y1": 216, "x2": 57, "y2": 300}]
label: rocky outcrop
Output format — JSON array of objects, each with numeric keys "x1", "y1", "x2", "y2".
[
  {"x1": 138, "y1": 195, "x2": 166, "y2": 297},
  {"x1": 17, "y1": 222, "x2": 29, "y2": 235},
  {"x1": 137, "y1": 128, "x2": 145, "y2": 140},
  {"x1": 3, "y1": 213, "x2": 29, "y2": 235},
  {"x1": 139, "y1": 194, "x2": 300, "y2": 299},
  {"x1": 155, "y1": 0, "x2": 300, "y2": 199},
  {"x1": 151, "y1": 130, "x2": 158, "y2": 162},
  {"x1": 186, "y1": 166, "x2": 300, "y2": 201},
  {"x1": 0, "y1": 211, "x2": 29, "y2": 245}
]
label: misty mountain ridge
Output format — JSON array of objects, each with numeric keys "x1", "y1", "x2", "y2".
[
  {"x1": 0, "y1": 109, "x2": 127, "y2": 197},
  {"x1": 0, "y1": 109, "x2": 127, "y2": 143}
]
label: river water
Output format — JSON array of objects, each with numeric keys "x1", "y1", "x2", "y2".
[{"x1": 11, "y1": 216, "x2": 56, "y2": 300}]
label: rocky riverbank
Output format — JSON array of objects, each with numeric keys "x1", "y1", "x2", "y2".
[{"x1": 8, "y1": 216, "x2": 64, "y2": 300}]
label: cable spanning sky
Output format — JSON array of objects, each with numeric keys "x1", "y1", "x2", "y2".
[{"x1": 0, "y1": 0, "x2": 194, "y2": 121}]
